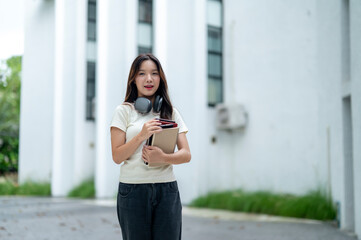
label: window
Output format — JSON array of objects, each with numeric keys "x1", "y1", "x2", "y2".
[
  {"x1": 207, "y1": 0, "x2": 223, "y2": 106},
  {"x1": 86, "y1": 0, "x2": 97, "y2": 120},
  {"x1": 138, "y1": 0, "x2": 153, "y2": 54},
  {"x1": 86, "y1": 62, "x2": 96, "y2": 120},
  {"x1": 87, "y1": 0, "x2": 96, "y2": 41}
]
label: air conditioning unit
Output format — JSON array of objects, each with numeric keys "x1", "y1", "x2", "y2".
[{"x1": 215, "y1": 103, "x2": 247, "y2": 130}]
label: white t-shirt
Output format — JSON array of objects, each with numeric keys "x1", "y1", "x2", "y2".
[{"x1": 110, "y1": 103, "x2": 188, "y2": 184}]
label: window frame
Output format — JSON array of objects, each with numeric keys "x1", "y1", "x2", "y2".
[
  {"x1": 138, "y1": 0, "x2": 153, "y2": 54},
  {"x1": 87, "y1": 0, "x2": 97, "y2": 42},
  {"x1": 207, "y1": 0, "x2": 223, "y2": 107},
  {"x1": 86, "y1": 61, "x2": 96, "y2": 121}
]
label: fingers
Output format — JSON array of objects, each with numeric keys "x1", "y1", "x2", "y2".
[
  {"x1": 144, "y1": 123, "x2": 162, "y2": 136},
  {"x1": 146, "y1": 119, "x2": 162, "y2": 126},
  {"x1": 142, "y1": 153, "x2": 148, "y2": 162},
  {"x1": 140, "y1": 119, "x2": 163, "y2": 141},
  {"x1": 142, "y1": 147, "x2": 149, "y2": 162},
  {"x1": 143, "y1": 145, "x2": 156, "y2": 151},
  {"x1": 148, "y1": 125, "x2": 162, "y2": 132}
]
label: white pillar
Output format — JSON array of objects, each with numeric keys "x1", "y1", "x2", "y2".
[
  {"x1": 95, "y1": 0, "x2": 137, "y2": 198},
  {"x1": 154, "y1": 0, "x2": 167, "y2": 69},
  {"x1": 72, "y1": 0, "x2": 93, "y2": 187},
  {"x1": 192, "y1": 0, "x2": 208, "y2": 198},
  {"x1": 19, "y1": 0, "x2": 55, "y2": 183},
  {"x1": 52, "y1": 0, "x2": 78, "y2": 196}
]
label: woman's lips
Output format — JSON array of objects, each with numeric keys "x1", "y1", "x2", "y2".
[{"x1": 144, "y1": 85, "x2": 153, "y2": 90}]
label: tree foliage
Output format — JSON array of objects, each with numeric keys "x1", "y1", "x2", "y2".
[{"x1": 0, "y1": 56, "x2": 22, "y2": 174}]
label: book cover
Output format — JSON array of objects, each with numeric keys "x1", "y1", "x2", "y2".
[{"x1": 146, "y1": 127, "x2": 179, "y2": 167}]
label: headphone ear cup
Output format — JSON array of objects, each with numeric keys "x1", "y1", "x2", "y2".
[
  {"x1": 134, "y1": 97, "x2": 152, "y2": 114},
  {"x1": 153, "y1": 96, "x2": 163, "y2": 113}
]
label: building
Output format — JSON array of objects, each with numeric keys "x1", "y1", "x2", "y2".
[{"x1": 19, "y1": 0, "x2": 360, "y2": 238}]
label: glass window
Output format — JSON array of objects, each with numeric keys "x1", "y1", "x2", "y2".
[
  {"x1": 139, "y1": 0, "x2": 152, "y2": 23},
  {"x1": 208, "y1": 53, "x2": 222, "y2": 77},
  {"x1": 138, "y1": 0, "x2": 153, "y2": 54},
  {"x1": 207, "y1": 0, "x2": 223, "y2": 106},
  {"x1": 86, "y1": 62, "x2": 96, "y2": 121},
  {"x1": 87, "y1": 22, "x2": 96, "y2": 41},
  {"x1": 208, "y1": 78, "x2": 222, "y2": 105},
  {"x1": 87, "y1": 42, "x2": 97, "y2": 62},
  {"x1": 88, "y1": 3, "x2": 96, "y2": 21},
  {"x1": 87, "y1": 0, "x2": 96, "y2": 41},
  {"x1": 138, "y1": 46, "x2": 152, "y2": 55},
  {"x1": 138, "y1": 23, "x2": 152, "y2": 48},
  {"x1": 207, "y1": 0, "x2": 222, "y2": 27},
  {"x1": 208, "y1": 27, "x2": 222, "y2": 52}
]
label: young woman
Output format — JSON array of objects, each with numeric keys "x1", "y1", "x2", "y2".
[{"x1": 110, "y1": 53, "x2": 191, "y2": 240}]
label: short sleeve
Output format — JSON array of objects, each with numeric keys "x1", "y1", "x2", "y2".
[
  {"x1": 173, "y1": 108, "x2": 188, "y2": 134},
  {"x1": 110, "y1": 104, "x2": 130, "y2": 132}
]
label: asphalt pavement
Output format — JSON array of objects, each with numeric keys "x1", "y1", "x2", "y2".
[{"x1": 0, "y1": 196, "x2": 358, "y2": 240}]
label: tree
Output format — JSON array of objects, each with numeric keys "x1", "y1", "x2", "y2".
[{"x1": 0, "y1": 56, "x2": 22, "y2": 174}]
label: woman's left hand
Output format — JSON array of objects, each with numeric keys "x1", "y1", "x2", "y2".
[{"x1": 142, "y1": 145, "x2": 166, "y2": 164}]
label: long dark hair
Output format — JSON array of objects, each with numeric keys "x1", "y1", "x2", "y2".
[{"x1": 124, "y1": 53, "x2": 173, "y2": 119}]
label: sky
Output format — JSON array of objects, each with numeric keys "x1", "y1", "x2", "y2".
[{"x1": 0, "y1": 0, "x2": 24, "y2": 61}]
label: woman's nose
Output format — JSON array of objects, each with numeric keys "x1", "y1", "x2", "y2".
[{"x1": 146, "y1": 74, "x2": 153, "y2": 81}]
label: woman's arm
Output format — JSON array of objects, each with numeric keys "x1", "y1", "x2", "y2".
[
  {"x1": 142, "y1": 132, "x2": 191, "y2": 165},
  {"x1": 111, "y1": 119, "x2": 162, "y2": 164}
]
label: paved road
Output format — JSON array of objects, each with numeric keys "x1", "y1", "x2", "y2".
[{"x1": 0, "y1": 196, "x2": 357, "y2": 240}]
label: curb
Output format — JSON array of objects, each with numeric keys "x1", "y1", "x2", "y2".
[{"x1": 182, "y1": 206, "x2": 323, "y2": 224}]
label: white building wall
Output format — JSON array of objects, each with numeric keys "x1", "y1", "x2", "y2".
[
  {"x1": 204, "y1": 0, "x2": 322, "y2": 194},
  {"x1": 19, "y1": 0, "x2": 55, "y2": 183}
]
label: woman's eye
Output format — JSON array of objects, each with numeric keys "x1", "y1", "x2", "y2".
[
  {"x1": 139, "y1": 72, "x2": 145, "y2": 76},
  {"x1": 153, "y1": 72, "x2": 159, "y2": 75}
]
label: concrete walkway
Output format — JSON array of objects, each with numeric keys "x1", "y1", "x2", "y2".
[{"x1": 0, "y1": 196, "x2": 357, "y2": 240}]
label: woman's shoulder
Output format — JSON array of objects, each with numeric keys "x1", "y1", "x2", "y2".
[
  {"x1": 171, "y1": 107, "x2": 182, "y2": 119},
  {"x1": 115, "y1": 102, "x2": 135, "y2": 112}
]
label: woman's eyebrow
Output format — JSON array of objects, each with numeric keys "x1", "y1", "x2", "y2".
[{"x1": 138, "y1": 69, "x2": 158, "y2": 72}]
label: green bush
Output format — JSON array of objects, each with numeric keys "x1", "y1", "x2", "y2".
[
  {"x1": 190, "y1": 189, "x2": 336, "y2": 221},
  {"x1": 0, "y1": 136, "x2": 18, "y2": 174},
  {"x1": 68, "y1": 178, "x2": 95, "y2": 199},
  {"x1": 0, "y1": 180, "x2": 51, "y2": 196},
  {"x1": 0, "y1": 56, "x2": 22, "y2": 174}
]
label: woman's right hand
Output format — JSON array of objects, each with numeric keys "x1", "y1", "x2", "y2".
[{"x1": 138, "y1": 119, "x2": 162, "y2": 141}]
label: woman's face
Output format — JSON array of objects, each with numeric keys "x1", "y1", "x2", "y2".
[{"x1": 135, "y1": 60, "x2": 160, "y2": 101}]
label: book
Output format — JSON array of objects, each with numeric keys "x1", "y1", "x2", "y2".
[{"x1": 145, "y1": 126, "x2": 179, "y2": 167}]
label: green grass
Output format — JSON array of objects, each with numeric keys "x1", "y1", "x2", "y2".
[
  {"x1": 67, "y1": 178, "x2": 95, "y2": 199},
  {"x1": 0, "y1": 180, "x2": 51, "y2": 196},
  {"x1": 190, "y1": 189, "x2": 336, "y2": 221}
]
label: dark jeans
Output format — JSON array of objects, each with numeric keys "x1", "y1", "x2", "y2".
[{"x1": 116, "y1": 181, "x2": 182, "y2": 240}]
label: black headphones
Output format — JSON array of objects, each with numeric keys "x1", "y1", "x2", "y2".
[{"x1": 134, "y1": 96, "x2": 163, "y2": 114}]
